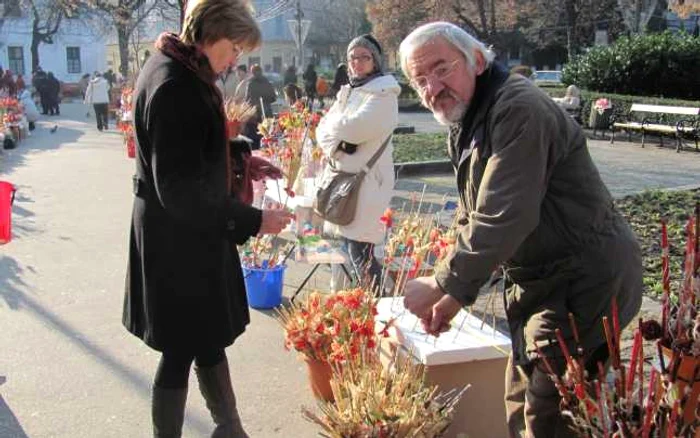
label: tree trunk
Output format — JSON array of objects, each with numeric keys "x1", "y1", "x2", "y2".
[
  {"x1": 476, "y1": 0, "x2": 488, "y2": 36},
  {"x1": 31, "y1": 32, "x2": 41, "y2": 73},
  {"x1": 118, "y1": 24, "x2": 131, "y2": 79},
  {"x1": 565, "y1": 0, "x2": 577, "y2": 61}
]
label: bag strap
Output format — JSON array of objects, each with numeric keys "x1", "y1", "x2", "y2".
[{"x1": 360, "y1": 134, "x2": 392, "y2": 174}]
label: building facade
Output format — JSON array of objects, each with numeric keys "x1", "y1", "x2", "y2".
[{"x1": 1, "y1": 15, "x2": 109, "y2": 83}]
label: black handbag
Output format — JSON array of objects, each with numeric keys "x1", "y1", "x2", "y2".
[{"x1": 314, "y1": 135, "x2": 391, "y2": 226}]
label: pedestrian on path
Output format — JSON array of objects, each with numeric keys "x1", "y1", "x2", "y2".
[
  {"x1": 399, "y1": 22, "x2": 643, "y2": 437},
  {"x1": 315, "y1": 33, "x2": 399, "y2": 291},
  {"x1": 122, "y1": 0, "x2": 292, "y2": 437},
  {"x1": 84, "y1": 72, "x2": 110, "y2": 131}
]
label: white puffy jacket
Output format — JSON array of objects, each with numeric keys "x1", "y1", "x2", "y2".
[
  {"x1": 316, "y1": 74, "x2": 400, "y2": 244},
  {"x1": 84, "y1": 77, "x2": 110, "y2": 105}
]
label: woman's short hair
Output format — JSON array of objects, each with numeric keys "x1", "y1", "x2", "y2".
[
  {"x1": 399, "y1": 21, "x2": 495, "y2": 79},
  {"x1": 180, "y1": 0, "x2": 261, "y2": 52}
]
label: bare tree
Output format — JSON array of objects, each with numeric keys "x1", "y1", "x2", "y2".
[
  {"x1": 18, "y1": 0, "x2": 80, "y2": 72},
  {"x1": 89, "y1": 0, "x2": 160, "y2": 77},
  {"x1": 305, "y1": 0, "x2": 370, "y2": 63},
  {"x1": 617, "y1": 0, "x2": 658, "y2": 33}
]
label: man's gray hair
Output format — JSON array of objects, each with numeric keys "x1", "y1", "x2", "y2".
[{"x1": 399, "y1": 21, "x2": 496, "y2": 78}]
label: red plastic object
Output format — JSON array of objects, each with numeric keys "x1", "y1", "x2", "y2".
[
  {"x1": 127, "y1": 137, "x2": 136, "y2": 158},
  {"x1": 0, "y1": 181, "x2": 16, "y2": 244}
]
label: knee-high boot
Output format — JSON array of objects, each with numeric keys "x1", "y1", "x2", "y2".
[
  {"x1": 195, "y1": 358, "x2": 249, "y2": 438},
  {"x1": 152, "y1": 385, "x2": 188, "y2": 438}
]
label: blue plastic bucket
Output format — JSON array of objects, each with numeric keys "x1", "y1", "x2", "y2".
[{"x1": 243, "y1": 264, "x2": 286, "y2": 309}]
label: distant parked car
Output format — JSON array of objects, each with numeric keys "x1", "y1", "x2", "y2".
[{"x1": 531, "y1": 70, "x2": 563, "y2": 86}]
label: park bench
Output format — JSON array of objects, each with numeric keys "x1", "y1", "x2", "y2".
[{"x1": 610, "y1": 104, "x2": 700, "y2": 152}]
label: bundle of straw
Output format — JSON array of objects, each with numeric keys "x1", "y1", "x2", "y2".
[
  {"x1": 224, "y1": 98, "x2": 257, "y2": 124},
  {"x1": 303, "y1": 349, "x2": 468, "y2": 437}
]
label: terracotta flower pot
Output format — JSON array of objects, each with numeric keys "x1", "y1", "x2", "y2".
[
  {"x1": 659, "y1": 343, "x2": 700, "y2": 432},
  {"x1": 304, "y1": 357, "x2": 334, "y2": 402}
]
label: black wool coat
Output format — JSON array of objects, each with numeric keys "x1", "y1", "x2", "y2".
[{"x1": 123, "y1": 51, "x2": 262, "y2": 353}]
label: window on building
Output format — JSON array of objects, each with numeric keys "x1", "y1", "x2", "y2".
[
  {"x1": 66, "y1": 47, "x2": 81, "y2": 74},
  {"x1": 8, "y1": 46, "x2": 24, "y2": 75}
]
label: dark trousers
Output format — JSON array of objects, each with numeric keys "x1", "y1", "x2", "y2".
[
  {"x1": 93, "y1": 103, "x2": 109, "y2": 131},
  {"x1": 345, "y1": 238, "x2": 382, "y2": 290},
  {"x1": 505, "y1": 343, "x2": 609, "y2": 437},
  {"x1": 154, "y1": 348, "x2": 225, "y2": 389}
]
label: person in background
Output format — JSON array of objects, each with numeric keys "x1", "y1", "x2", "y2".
[
  {"x1": 78, "y1": 73, "x2": 91, "y2": 99},
  {"x1": 104, "y1": 69, "x2": 115, "y2": 92},
  {"x1": 32, "y1": 68, "x2": 49, "y2": 114},
  {"x1": 123, "y1": 0, "x2": 292, "y2": 436},
  {"x1": 46, "y1": 72, "x2": 61, "y2": 115},
  {"x1": 329, "y1": 63, "x2": 349, "y2": 98},
  {"x1": 315, "y1": 75, "x2": 329, "y2": 108},
  {"x1": 552, "y1": 84, "x2": 581, "y2": 111},
  {"x1": 398, "y1": 22, "x2": 642, "y2": 437},
  {"x1": 1, "y1": 70, "x2": 16, "y2": 96},
  {"x1": 216, "y1": 65, "x2": 239, "y2": 100},
  {"x1": 17, "y1": 83, "x2": 39, "y2": 131},
  {"x1": 315, "y1": 34, "x2": 399, "y2": 291},
  {"x1": 243, "y1": 64, "x2": 276, "y2": 150},
  {"x1": 15, "y1": 74, "x2": 25, "y2": 93},
  {"x1": 232, "y1": 64, "x2": 249, "y2": 101},
  {"x1": 84, "y1": 72, "x2": 110, "y2": 130},
  {"x1": 302, "y1": 63, "x2": 317, "y2": 108},
  {"x1": 283, "y1": 64, "x2": 297, "y2": 86},
  {"x1": 282, "y1": 83, "x2": 303, "y2": 107}
]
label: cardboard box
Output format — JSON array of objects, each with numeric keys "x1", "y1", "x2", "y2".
[{"x1": 376, "y1": 298, "x2": 511, "y2": 438}]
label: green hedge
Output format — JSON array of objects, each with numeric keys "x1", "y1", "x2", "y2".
[{"x1": 562, "y1": 31, "x2": 700, "y2": 100}]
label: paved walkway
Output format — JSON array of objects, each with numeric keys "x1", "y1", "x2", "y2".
[{"x1": 0, "y1": 104, "x2": 698, "y2": 438}]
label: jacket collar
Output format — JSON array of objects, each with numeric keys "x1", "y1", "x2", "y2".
[{"x1": 449, "y1": 61, "x2": 510, "y2": 163}]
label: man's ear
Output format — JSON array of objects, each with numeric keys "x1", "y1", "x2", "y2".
[{"x1": 474, "y1": 50, "x2": 486, "y2": 76}]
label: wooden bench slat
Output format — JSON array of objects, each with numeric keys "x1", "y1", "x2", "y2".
[{"x1": 629, "y1": 104, "x2": 700, "y2": 116}]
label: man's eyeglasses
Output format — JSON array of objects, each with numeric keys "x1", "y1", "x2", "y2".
[
  {"x1": 348, "y1": 54, "x2": 372, "y2": 63},
  {"x1": 410, "y1": 60, "x2": 460, "y2": 93}
]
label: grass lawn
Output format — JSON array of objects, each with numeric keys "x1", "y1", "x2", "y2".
[
  {"x1": 393, "y1": 133, "x2": 448, "y2": 163},
  {"x1": 615, "y1": 188, "x2": 700, "y2": 297}
]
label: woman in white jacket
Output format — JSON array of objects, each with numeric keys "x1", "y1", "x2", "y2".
[
  {"x1": 316, "y1": 34, "x2": 399, "y2": 289},
  {"x1": 84, "y1": 72, "x2": 111, "y2": 131}
]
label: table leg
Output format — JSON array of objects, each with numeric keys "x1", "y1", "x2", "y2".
[{"x1": 290, "y1": 263, "x2": 321, "y2": 303}]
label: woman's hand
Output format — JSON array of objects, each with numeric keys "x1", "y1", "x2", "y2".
[{"x1": 258, "y1": 208, "x2": 293, "y2": 235}]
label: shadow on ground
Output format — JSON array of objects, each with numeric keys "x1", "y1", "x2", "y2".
[{"x1": 0, "y1": 394, "x2": 29, "y2": 438}]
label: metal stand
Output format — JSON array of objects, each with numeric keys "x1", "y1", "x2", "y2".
[{"x1": 290, "y1": 263, "x2": 353, "y2": 303}]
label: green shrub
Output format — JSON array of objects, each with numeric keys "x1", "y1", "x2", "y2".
[{"x1": 562, "y1": 31, "x2": 700, "y2": 100}]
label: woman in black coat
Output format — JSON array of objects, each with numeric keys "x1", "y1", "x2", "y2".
[{"x1": 122, "y1": 0, "x2": 292, "y2": 436}]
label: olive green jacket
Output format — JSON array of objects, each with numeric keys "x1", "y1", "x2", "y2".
[{"x1": 434, "y1": 66, "x2": 642, "y2": 365}]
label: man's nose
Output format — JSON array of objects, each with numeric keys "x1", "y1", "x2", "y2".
[{"x1": 424, "y1": 76, "x2": 444, "y2": 100}]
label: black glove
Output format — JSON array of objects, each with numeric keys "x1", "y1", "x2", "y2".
[{"x1": 338, "y1": 141, "x2": 358, "y2": 155}]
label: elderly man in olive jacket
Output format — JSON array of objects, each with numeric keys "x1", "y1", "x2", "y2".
[{"x1": 400, "y1": 22, "x2": 643, "y2": 437}]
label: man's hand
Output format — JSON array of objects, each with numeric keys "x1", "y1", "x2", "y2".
[
  {"x1": 258, "y1": 208, "x2": 293, "y2": 235},
  {"x1": 404, "y1": 276, "x2": 463, "y2": 336},
  {"x1": 428, "y1": 294, "x2": 463, "y2": 336}
]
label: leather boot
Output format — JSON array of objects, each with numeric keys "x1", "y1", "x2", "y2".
[
  {"x1": 195, "y1": 358, "x2": 249, "y2": 438},
  {"x1": 152, "y1": 385, "x2": 188, "y2": 438}
]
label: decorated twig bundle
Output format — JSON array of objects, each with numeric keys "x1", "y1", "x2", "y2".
[{"x1": 303, "y1": 346, "x2": 468, "y2": 437}]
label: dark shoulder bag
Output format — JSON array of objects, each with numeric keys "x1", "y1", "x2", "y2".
[{"x1": 314, "y1": 135, "x2": 391, "y2": 226}]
